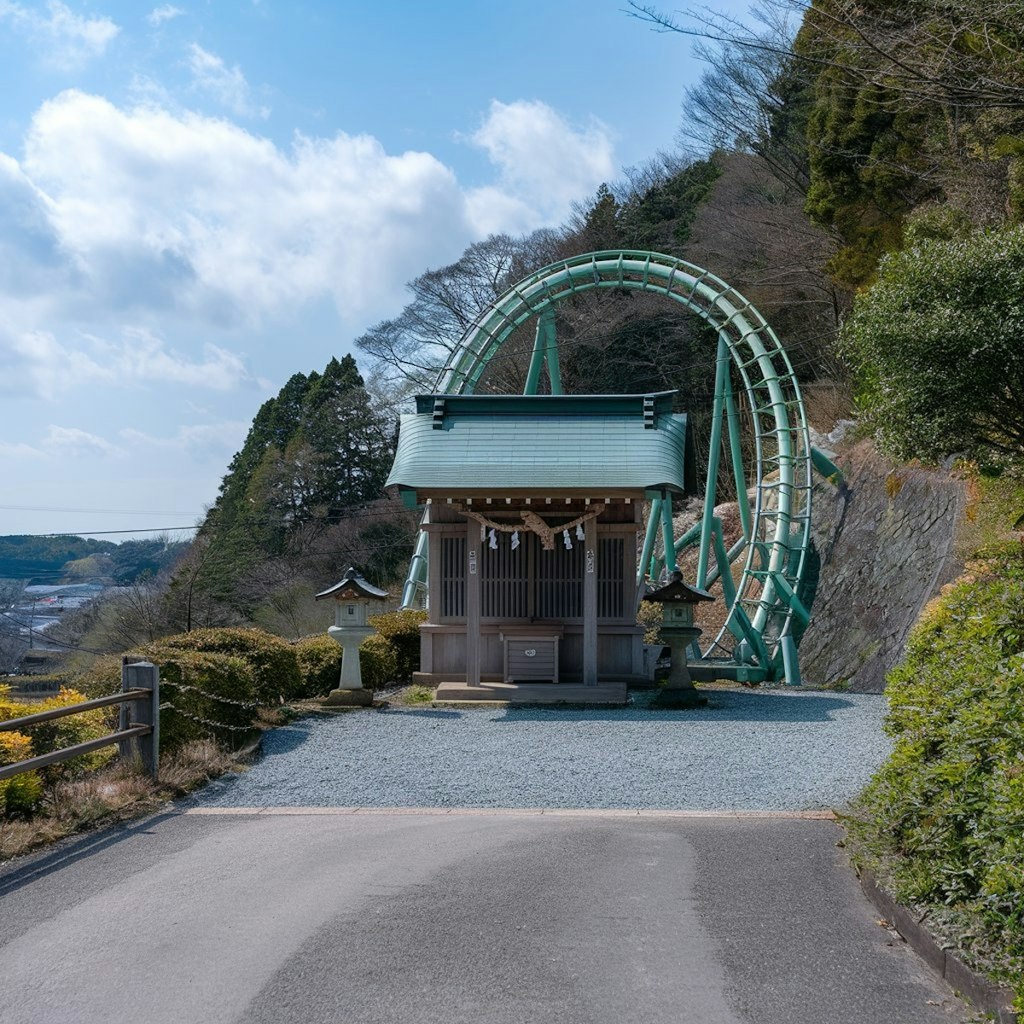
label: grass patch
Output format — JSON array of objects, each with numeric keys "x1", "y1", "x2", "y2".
[
  {"x1": 401, "y1": 685, "x2": 435, "y2": 706},
  {"x1": 0, "y1": 740, "x2": 244, "y2": 863}
]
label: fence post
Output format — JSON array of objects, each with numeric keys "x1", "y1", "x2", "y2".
[{"x1": 123, "y1": 661, "x2": 160, "y2": 778}]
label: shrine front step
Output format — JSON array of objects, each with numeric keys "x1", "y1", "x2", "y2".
[{"x1": 434, "y1": 681, "x2": 628, "y2": 706}]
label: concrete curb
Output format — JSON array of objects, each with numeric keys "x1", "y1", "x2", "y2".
[
  {"x1": 859, "y1": 869, "x2": 1018, "y2": 1024},
  {"x1": 183, "y1": 806, "x2": 837, "y2": 819}
]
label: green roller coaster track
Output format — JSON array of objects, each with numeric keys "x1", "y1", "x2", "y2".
[{"x1": 400, "y1": 250, "x2": 825, "y2": 684}]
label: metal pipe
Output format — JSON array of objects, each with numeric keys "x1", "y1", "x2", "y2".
[
  {"x1": 660, "y1": 493, "x2": 678, "y2": 574},
  {"x1": 696, "y1": 334, "x2": 729, "y2": 588},
  {"x1": 637, "y1": 497, "x2": 662, "y2": 586},
  {"x1": 724, "y1": 372, "x2": 753, "y2": 540}
]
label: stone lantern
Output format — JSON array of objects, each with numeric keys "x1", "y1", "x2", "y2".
[
  {"x1": 645, "y1": 570, "x2": 714, "y2": 708},
  {"x1": 315, "y1": 567, "x2": 389, "y2": 707}
]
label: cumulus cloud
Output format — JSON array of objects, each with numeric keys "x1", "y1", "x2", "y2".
[
  {"x1": 0, "y1": 1, "x2": 119, "y2": 69},
  {"x1": 0, "y1": 89, "x2": 621, "y2": 399},
  {"x1": 187, "y1": 43, "x2": 266, "y2": 119},
  {"x1": 13, "y1": 89, "x2": 475, "y2": 326},
  {"x1": 0, "y1": 323, "x2": 259, "y2": 399},
  {"x1": 147, "y1": 4, "x2": 183, "y2": 26},
  {"x1": 468, "y1": 99, "x2": 615, "y2": 226}
]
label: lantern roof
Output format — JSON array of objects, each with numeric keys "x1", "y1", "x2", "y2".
[
  {"x1": 315, "y1": 567, "x2": 389, "y2": 602},
  {"x1": 645, "y1": 571, "x2": 713, "y2": 605}
]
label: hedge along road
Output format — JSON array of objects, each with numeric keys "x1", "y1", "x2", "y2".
[{"x1": 0, "y1": 691, "x2": 973, "y2": 1024}]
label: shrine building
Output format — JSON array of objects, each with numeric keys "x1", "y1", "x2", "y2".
[{"x1": 385, "y1": 391, "x2": 690, "y2": 702}]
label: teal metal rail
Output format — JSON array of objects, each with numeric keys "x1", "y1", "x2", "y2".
[{"x1": 401, "y1": 250, "x2": 817, "y2": 683}]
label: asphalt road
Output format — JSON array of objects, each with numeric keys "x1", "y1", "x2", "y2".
[{"x1": 0, "y1": 809, "x2": 967, "y2": 1024}]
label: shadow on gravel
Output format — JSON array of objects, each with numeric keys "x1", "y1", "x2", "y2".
[
  {"x1": 492, "y1": 691, "x2": 858, "y2": 724},
  {"x1": 262, "y1": 723, "x2": 316, "y2": 755},
  {"x1": 378, "y1": 708, "x2": 464, "y2": 719}
]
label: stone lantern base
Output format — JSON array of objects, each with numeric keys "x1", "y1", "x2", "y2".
[
  {"x1": 323, "y1": 687, "x2": 374, "y2": 707},
  {"x1": 653, "y1": 626, "x2": 708, "y2": 709},
  {"x1": 322, "y1": 624, "x2": 375, "y2": 708}
]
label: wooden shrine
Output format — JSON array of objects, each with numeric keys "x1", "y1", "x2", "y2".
[{"x1": 385, "y1": 392, "x2": 690, "y2": 701}]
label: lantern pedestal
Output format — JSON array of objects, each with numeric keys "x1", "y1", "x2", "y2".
[
  {"x1": 324, "y1": 625, "x2": 375, "y2": 706},
  {"x1": 654, "y1": 625, "x2": 707, "y2": 708}
]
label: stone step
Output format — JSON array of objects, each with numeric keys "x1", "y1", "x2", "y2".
[{"x1": 434, "y1": 681, "x2": 628, "y2": 705}]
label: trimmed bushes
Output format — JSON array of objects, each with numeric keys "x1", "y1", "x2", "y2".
[
  {"x1": 849, "y1": 543, "x2": 1024, "y2": 1003},
  {"x1": 368, "y1": 609, "x2": 426, "y2": 683},
  {"x1": 144, "y1": 627, "x2": 302, "y2": 703},
  {"x1": 293, "y1": 634, "x2": 342, "y2": 698},
  {"x1": 359, "y1": 634, "x2": 398, "y2": 690},
  {"x1": 140, "y1": 648, "x2": 258, "y2": 753},
  {"x1": 293, "y1": 632, "x2": 399, "y2": 696}
]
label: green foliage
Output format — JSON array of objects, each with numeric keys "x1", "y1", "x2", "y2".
[
  {"x1": 841, "y1": 226, "x2": 1024, "y2": 466},
  {"x1": 67, "y1": 656, "x2": 124, "y2": 699},
  {"x1": 193, "y1": 355, "x2": 396, "y2": 611},
  {"x1": 849, "y1": 544, "x2": 1024, "y2": 1000},
  {"x1": 135, "y1": 649, "x2": 257, "y2": 752},
  {"x1": 0, "y1": 730, "x2": 43, "y2": 817},
  {"x1": 402, "y1": 685, "x2": 434, "y2": 705},
  {"x1": 368, "y1": 609, "x2": 426, "y2": 683},
  {"x1": 293, "y1": 634, "x2": 342, "y2": 698},
  {"x1": 359, "y1": 633, "x2": 398, "y2": 690},
  {"x1": 141, "y1": 627, "x2": 302, "y2": 703}
]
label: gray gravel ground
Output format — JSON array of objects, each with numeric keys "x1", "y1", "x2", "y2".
[{"x1": 191, "y1": 689, "x2": 891, "y2": 811}]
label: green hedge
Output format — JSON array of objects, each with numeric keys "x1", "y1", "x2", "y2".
[
  {"x1": 360, "y1": 634, "x2": 398, "y2": 690},
  {"x1": 848, "y1": 543, "x2": 1024, "y2": 1005},
  {"x1": 145, "y1": 627, "x2": 302, "y2": 703},
  {"x1": 140, "y1": 648, "x2": 258, "y2": 752},
  {"x1": 293, "y1": 634, "x2": 341, "y2": 698},
  {"x1": 368, "y1": 609, "x2": 426, "y2": 683},
  {"x1": 293, "y1": 633, "x2": 398, "y2": 695}
]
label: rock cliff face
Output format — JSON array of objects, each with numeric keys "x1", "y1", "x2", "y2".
[{"x1": 799, "y1": 441, "x2": 964, "y2": 692}]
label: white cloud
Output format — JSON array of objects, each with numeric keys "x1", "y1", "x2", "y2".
[
  {"x1": 147, "y1": 4, "x2": 183, "y2": 27},
  {"x1": 187, "y1": 43, "x2": 266, "y2": 119},
  {"x1": 13, "y1": 89, "x2": 477, "y2": 327},
  {"x1": 0, "y1": 1, "x2": 119, "y2": 69},
  {"x1": 42, "y1": 425, "x2": 123, "y2": 458},
  {"x1": 468, "y1": 99, "x2": 615, "y2": 225},
  {"x1": 0, "y1": 91, "x2": 620, "y2": 396},
  {"x1": 0, "y1": 323, "x2": 260, "y2": 399}
]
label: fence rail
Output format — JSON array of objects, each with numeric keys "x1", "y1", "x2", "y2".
[{"x1": 0, "y1": 661, "x2": 159, "y2": 783}]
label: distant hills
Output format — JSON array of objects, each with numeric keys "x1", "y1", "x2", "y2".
[{"x1": 0, "y1": 535, "x2": 189, "y2": 585}]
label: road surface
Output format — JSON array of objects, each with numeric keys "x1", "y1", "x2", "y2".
[{"x1": 0, "y1": 808, "x2": 967, "y2": 1024}]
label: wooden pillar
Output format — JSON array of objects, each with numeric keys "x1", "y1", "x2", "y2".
[
  {"x1": 583, "y1": 515, "x2": 598, "y2": 685},
  {"x1": 465, "y1": 523, "x2": 482, "y2": 685}
]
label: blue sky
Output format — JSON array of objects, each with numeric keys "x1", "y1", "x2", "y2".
[{"x1": 0, "y1": 0, "x2": 750, "y2": 540}]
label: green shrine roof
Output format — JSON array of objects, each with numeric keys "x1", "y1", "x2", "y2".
[{"x1": 385, "y1": 392, "x2": 688, "y2": 496}]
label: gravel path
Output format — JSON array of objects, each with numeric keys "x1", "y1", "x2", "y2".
[{"x1": 191, "y1": 689, "x2": 891, "y2": 811}]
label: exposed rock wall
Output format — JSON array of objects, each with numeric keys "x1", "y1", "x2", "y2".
[{"x1": 799, "y1": 441, "x2": 964, "y2": 692}]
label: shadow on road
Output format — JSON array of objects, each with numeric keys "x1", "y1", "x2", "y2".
[{"x1": 0, "y1": 812, "x2": 180, "y2": 898}]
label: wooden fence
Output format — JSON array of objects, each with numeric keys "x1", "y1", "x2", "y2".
[{"x1": 0, "y1": 661, "x2": 159, "y2": 781}]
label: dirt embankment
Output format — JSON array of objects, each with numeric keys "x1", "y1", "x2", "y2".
[{"x1": 799, "y1": 441, "x2": 964, "y2": 692}]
